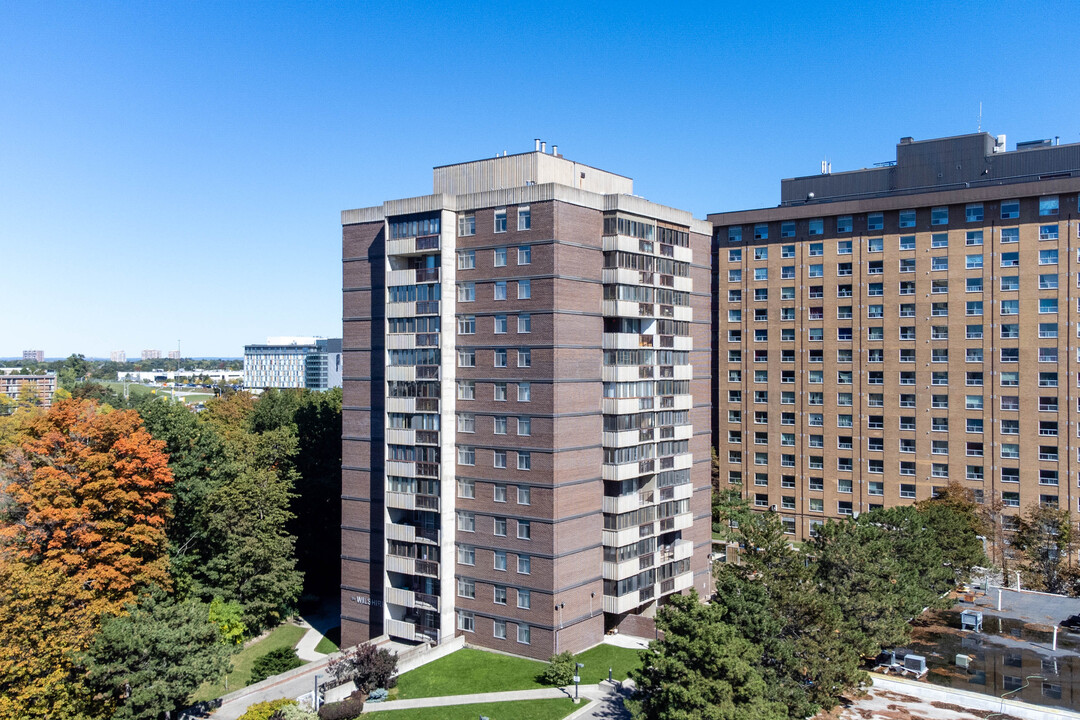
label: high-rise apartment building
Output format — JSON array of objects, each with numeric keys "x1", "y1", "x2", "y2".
[
  {"x1": 167, "y1": 350, "x2": 181, "y2": 360},
  {"x1": 110, "y1": 350, "x2": 127, "y2": 363},
  {"x1": 709, "y1": 133, "x2": 1080, "y2": 541},
  {"x1": 22, "y1": 350, "x2": 44, "y2": 363},
  {"x1": 341, "y1": 143, "x2": 712, "y2": 659},
  {"x1": 142, "y1": 349, "x2": 161, "y2": 361}
]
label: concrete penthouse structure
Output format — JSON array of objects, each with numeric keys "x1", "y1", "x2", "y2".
[
  {"x1": 243, "y1": 336, "x2": 343, "y2": 391},
  {"x1": 22, "y1": 350, "x2": 44, "y2": 363},
  {"x1": 710, "y1": 132, "x2": 1080, "y2": 541},
  {"x1": 341, "y1": 142, "x2": 713, "y2": 659}
]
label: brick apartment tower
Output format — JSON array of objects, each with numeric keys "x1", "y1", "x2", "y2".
[
  {"x1": 341, "y1": 143, "x2": 713, "y2": 659},
  {"x1": 710, "y1": 133, "x2": 1080, "y2": 542}
]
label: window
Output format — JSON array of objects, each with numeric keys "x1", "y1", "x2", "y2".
[
  {"x1": 966, "y1": 230, "x2": 983, "y2": 246},
  {"x1": 931, "y1": 280, "x2": 948, "y2": 294},
  {"x1": 967, "y1": 254, "x2": 983, "y2": 269},
  {"x1": 808, "y1": 264, "x2": 823, "y2": 278},
  {"x1": 457, "y1": 511, "x2": 475, "y2": 532},
  {"x1": 932, "y1": 256, "x2": 948, "y2": 271},
  {"x1": 728, "y1": 289, "x2": 741, "y2": 301},
  {"x1": 755, "y1": 288, "x2": 769, "y2": 301},
  {"x1": 728, "y1": 226, "x2": 742, "y2": 242},
  {"x1": 868, "y1": 283, "x2": 884, "y2": 296},
  {"x1": 837, "y1": 240, "x2": 852, "y2": 255},
  {"x1": 754, "y1": 246, "x2": 768, "y2": 260},
  {"x1": 494, "y1": 209, "x2": 507, "y2": 233},
  {"x1": 458, "y1": 214, "x2": 476, "y2": 237},
  {"x1": 517, "y1": 485, "x2": 531, "y2": 505},
  {"x1": 900, "y1": 258, "x2": 915, "y2": 272},
  {"x1": 900, "y1": 484, "x2": 916, "y2": 499},
  {"x1": 1040, "y1": 298, "x2": 1058, "y2": 314},
  {"x1": 517, "y1": 520, "x2": 531, "y2": 540},
  {"x1": 458, "y1": 315, "x2": 476, "y2": 335},
  {"x1": 754, "y1": 267, "x2": 768, "y2": 281},
  {"x1": 517, "y1": 349, "x2": 531, "y2": 368},
  {"x1": 728, "y1": 248, "x2": 741, "y2": 262},
  {"x1": 1000, "y1": 371, "x2": 1018, "y2": 387},
  {"x1": 459, "y1": 348, "x2": 476, "y2": 367},
  {"x1": 1040, "y1": 323, "x2": 1058, "y2": 339},
  {"x1": 1039, "y1": 273, "x2": 1057, "y2": 289},
  {"x1": 517, "y1": 624, "x2": 531, "y2": 644},
  {"x1": 457, "y1": 610, "x2": 475, "y2": 632},
  {"x1": 1000, "y1": 348, "x2": 1019, "y2": 363},
  {"x1": 899, "y1": 210, "x2": 916, "y2": 228},
  {"x1": 1040, "y1": 249, "x2": 1059, "y2": 265},
  {"x1": 966, "y1": 203, "x2": 983, "y2": 222},
  {"x1": 517, "y1": 452, "x2": 531, "y2": 470},
  {"x1": 967, "y1": 324, "x2": 983, "y2": 339},
  {"x1": 458, "y1": 577, "x2": 476, "y2": 599},
  {"x1": 517, "y1": 588, "x2": 531, "y2": 609},
  {"x1": 868, "y1": 237, "x2": 883, "y2": 252},
  {"x1": 492, "y1": 416, "x2": 507, "y2": 435},
  {"x1": 493, "y1": 382, "x2": 507, "y2": 401},
  {"x1": 931, "y1": 302, "x2": 948, "y2": 316},
  {"x1": 1041, "y1": 224, "x2": 1059, "y2": 241},
  {"x1": 458, "y1": 413, "x2": 476, "y2": 433},
  {"x1": 781, "y1": 266, "x2": 795, "y2": 279},
  {"x1": 518, "y1": 279, "x2": 531, "y2": 299},
  {"x1": 458, "y1": 249, "x2": 476, "y2": 269},
  {"x1": 931, "y1": 232, "x2": 948, "y2": 248},
  {"x1": 518, "y1": 246, "x2": 531, "y2": 265},
  {"x1": 931, "y1": 207, "x2": 948, "y2": 225},
  {"x1": 1001, "y1": 300, "x2": 1019, "y2": 315},
  {"x1": 494, "y1": 550, "x2": 507, "y2": 571},
  {"x1": 493, "y1": 450, "x2": 507, "y2": 469},
  {"x1": 1001, "y1": 227, "x2": 1019, "y2": 244},
  {"x1": 1001, "y1": 200, "x2": 1019, "y2": 219},
  {"x1": 517, "y1": 206, "x2": 531, "y2": 230},
  {"x1": 458, "y1": 380, "x2": 475, "y2": 400},
  {"x1": 1000, "y1": 276, "x2": 1019, "y2": 291},
  {"x1": 808, "y1": 218, "x2": 823, "y2": 235},
  {"x1": 493, "y1": 620, "x2": 506, "y2": 639},
  {"x1": 517, "y1": 555, "x2": 531, "y2": 574},
  {"x1": 967, "y1": 278, "x2": 982, "y2": 292},
  {"x1": 458, "y1": 545, "x2": 475, "y2": 565},
  {"x1": 517, "y1": 382, "x2": 531, "y2": 402},
  {"x1": 1040, "y1": 196, "x2": 1059, "y2": 216},
  {"x1": 458, "y1": 282, "x2": 476, "y2": 302},
  {"x1": 1000, "y1": 324, "x2": 1019, "y2": 338},
  {"x1": 494, "y1": 315, "x2": 507, "y2": 333},
  {"x1": 494, "y1": 484, "x2": 507, "y2": 502}
]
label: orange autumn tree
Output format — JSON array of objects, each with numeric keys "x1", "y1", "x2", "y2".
[{"x1": 0, "y1": 399, "x2": 174, "y2": 719}]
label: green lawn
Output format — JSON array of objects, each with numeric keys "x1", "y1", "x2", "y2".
[
  {"x1": 191, "y1": 623, "x2": 308, "y2": 702},
  {"x1": 395, "y1": 648, "x2": 548, "y2": 699},
  {"x1": 574, "y1": 643, "x2": 643, "y2": 683},
  {"x1": 314, "y1": 626, "x2": 340, "y2": 654},
  {"x1": 367, "y1": 698, "x2": 586, "y2": 719},
  {"x1": 393, "y1": 644, "x2": 644, "y2": 700}
]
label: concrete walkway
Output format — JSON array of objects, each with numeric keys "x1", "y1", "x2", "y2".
[
  {"x1": 601, "y1": 633, "x2": 652, "y2": 650},
  {"x1": 363, "y1": 683, "x2": 621, "y2": 714}
]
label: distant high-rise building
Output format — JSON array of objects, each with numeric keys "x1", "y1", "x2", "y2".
[
  {"x1": 709, "y1": 132, "x2": 1080, "y2": 540},
  {"x1": 141, "y1": 349, "x2": 161, "y2": 360},
  {"x1": 243, "y1": 337, "x2": 343, "y2": 390},
  {"x1": 1, "y1": 373, "x2": 57, "y2": 409},
  {"x1": 167, "y1": 350, "x2": 181, "y2": 360},
  {"x1": 340, "y1": 143, "x2": 712, "y2": 659},
  {"x1": 22, "y1": 350, "x2": 44, "y2": 363},
  {"x1": 110, "y1": 351, "x2": 127, "y2": 363}
]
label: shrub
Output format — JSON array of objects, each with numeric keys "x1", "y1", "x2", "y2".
[
  {"x1": 327, "y1": 643, "x2": 398, "y2": 694},
  {"x1": 239, "y1": 699, "x2": 296, "y2": 720},
  {"x1": 366, "y1": 688, "x2": 388, "y2": 703},
  {"x1": 541, "y1": 651, "x2": 575, "y2": 686},
  {"x1": 271, "y1": 704, "x2": 319, "y2": 720},
  {"x1": 250, "y1": 647, "x2": 304, "y2": 683},
  {"x1": 317, "y1": 690, "x2": 365, "y2": 720}
]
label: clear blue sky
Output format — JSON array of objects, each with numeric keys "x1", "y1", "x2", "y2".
[{"x1": 3, "y1": 1, "x2": 1078, "y2": 358}]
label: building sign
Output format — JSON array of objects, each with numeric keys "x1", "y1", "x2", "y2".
[{"x1": 352, "y1": 594, "x2": 382, "y2": 607}]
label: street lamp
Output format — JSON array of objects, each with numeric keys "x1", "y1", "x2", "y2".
[
  {"x1": 574, "y1": 662, "x2": 584, "y2": 702},
  {"x1": 314, "y1": 673, "x2": 322, "y2": 711}
]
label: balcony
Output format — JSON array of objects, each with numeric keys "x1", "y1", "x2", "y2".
[
  {"x1": 415, "y1": 301, "x2": 439, "y2": 315},
  {"x1": 415, "y1": 267, "x2": 440, "y2": 283},
  {"x1": 639, "y1": 303, "x2": 655, "y2": 317},
  {"x1": 415, "y1": 333, "x2": 439, "y2": 347},
  {"x1": 385, "y1": 428, "x2": 415, "y2": 446},
  {"x1": 415, "y1": 462, "x2": 439, "y2": 479},
  {"x1": 385, "y1": 586, "x2": 415, "y2": 608},
  {"x1": 416, "y1": 365, "x2": 440, "y2": 379},
  {"x1": 415, "y1": 430, "x2": 439, "y2": 445},
  {"x1": 416, "y1": 493, "x2": 440, "y2": 511},
  {"x1": 416, "y1": 235, "x2": 439, "y2": 251},
  {"x1": 416, "y1": 397, "x2": 439, "y2": 412}
]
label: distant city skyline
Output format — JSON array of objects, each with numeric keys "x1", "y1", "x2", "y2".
[{"x1": 3, "y1": 2, "x2": 1079, "y2": 356}]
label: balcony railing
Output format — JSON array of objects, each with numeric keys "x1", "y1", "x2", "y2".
[
  {"x1": 415, "y1": 430, "x2": 439, "y2": 445},
  {"x1": 415, "y1": 526, "x2": 440, "y2": 544},
  {"x1": 638, "y1": 365, "x2": 654, "y2": 379},
  {"x1": 415, "y1": 301, "x2": 439, "y2": 315},
  {"x1": 416, "y1": 235, "x2": 439, "y2": 251},
  {"x1": 639, "y1": 459, "x2": 655, "y2": 473},
  {"x1": 415, "y1": 462, "x2": 439, "y2": 478},
  {"x1": 639, "y1": 490, "x2": 655, "y2": 504},
  {"x1": 415, "y1": 333, "x2": 439, "y2": 347},
  {"x1": 639, "y1": 272, "x2": 654, "y2": 284},
  {"x1": 659, "y1": 243, "x2": 674, "y2": 257},
  {"x1": 639, "y1": 428, "x2": 654, "y2": 442},
  {"x1": 639, "y1": 335, "x2": 653, "y2": 348},
  {"x1": 416, "y1": 494, "x2": 440, "y2": 511},
  {"x1": 415, "y1": 592, "x2": 440, "y2": 610},
  {"x1": 416, "y1": 366, "x2": 440, "y2": 379},
  {"x1": 639, "y1": 586, "x2": 655, "y2": 603},
  {"x1": 659, "y1": 274, "x2": 674, "y2": 287},
  {"x1": 659, "y1": 335, "x2": 674, "y2": 348},
  {"x1": 415, "y1": 267, "x2": 440, "y2": 282},
  {"x1": 659, "y1": 305, "x2": 674, "y2": 318},
  {"x1": 658, "y1": 365, "x2": 674, "y2": 378},
  {"x1": 415, "y1": 559, "x2": 439, "y2": 577},
  {"x1": 660, "y1": 578, "x2": 675, "y2": 594},
  {"x1": 416, "y1": 397, "x2": 439, "y2": 412},
  {"x1": 659, "y1": 426, "x2": 674, "y2": 439},
  {"x1": 639, "y1": 303, "x2": 654, "y2": 317},
  {"x1": 639, "y1": 553, "x2": 654, "y2": 570}
]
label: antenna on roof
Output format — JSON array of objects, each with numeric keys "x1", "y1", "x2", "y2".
[{"x1": 978, "y1": 101, "x2": 982, "y2": 133}]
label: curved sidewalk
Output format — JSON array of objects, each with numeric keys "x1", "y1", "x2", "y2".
[{"x1": 363, "y1": 684, "x2": 606, "y2": 712}]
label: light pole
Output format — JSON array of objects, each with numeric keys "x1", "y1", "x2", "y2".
[
  {"x1": 555, "y1": 602, "x2": 564, "y2": 653},
  {"x1": 314, "y1": 673, "x2": 322, "y2": 711},
  {"x1": 574, "y1": 662, "x2": 584, "y2": 702}
]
